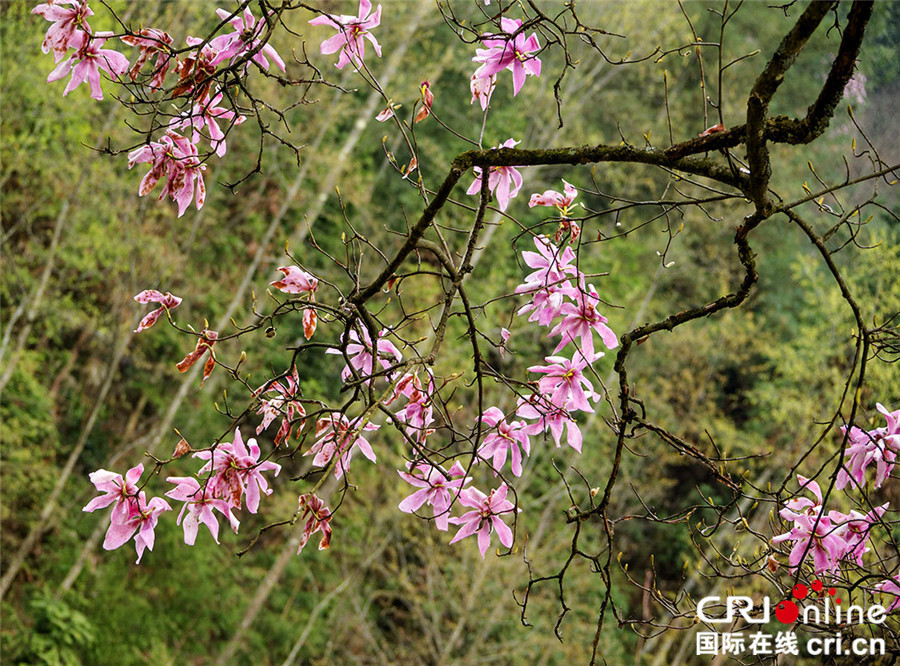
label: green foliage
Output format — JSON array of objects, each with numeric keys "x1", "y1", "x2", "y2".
[{"x1": 7, "y1": 594, "x2": 97, "y2": 666}]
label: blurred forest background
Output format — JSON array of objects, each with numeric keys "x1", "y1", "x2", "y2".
[{"x1": 2, "y1": 1, "x2": 899, "y2": 664}]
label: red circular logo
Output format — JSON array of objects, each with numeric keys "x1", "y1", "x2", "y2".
[{"x1": 775, "y1": 600, "x2": 799, "y2": 624}]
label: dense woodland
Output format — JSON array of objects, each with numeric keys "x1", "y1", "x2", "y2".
[{"x1": 2, "y1": 0, "x2": 899, "y2": 663}]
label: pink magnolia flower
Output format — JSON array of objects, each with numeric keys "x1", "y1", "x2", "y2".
[
  {"x1": 375, "y1": 103, "x2": 397, "y2": 122},
  {"x1": 477, "y1": 406, "x2": 532, "y2": 477},
  {"x1": 120, "y1": 28, "x2": 173, "y2": 88},
  {"x1": 515, "y1": 235, "x2": 580, "y2": 326},
  {"x1": 255, "y1": 367, "x2": 306, "y2": 446},
  {"x1": 326, "y1": 327, "x2": 402, "y2": 384},
  {"x1": 171, "y1": 36, "x2": 219, "y2": 100},
  {"x1": 398, "y1": 461, "x2": 470, "y2": 531},
  {"x1": 175, "y1": 329, "x2": 218, "y2": 386},
  {"x1": 874, "y1": 576, "x2": 900, "y2": 612},
  {"x1": 177, "y1": 91, "x2": 246, "y2": 157},
  {"x1": 778, "y1": 475, "x2": 825, "y2": 522},
  {"x1": 836, "y1": 404, "x2": 900, "y2": 490},
  {"x1": 448, "y1": 483, "x2": 517, "y2": 558},
  {"x1": 271, "y1": 265, "x2": 318, "y2": 295},
  {"x1": 33, "y1": 0, "x2": 93, "y2": 62},
  {"x1": 548, "y1": 283, "x2": 618, "y2": 362},
  {"x1": 101, "y1": 491, "x2": 172, "y2": 563},
  {"x1": 529, "y1": 180, "x2": 578, "y2": 214},
  {"x1": 499, "y1": 327, "x2": 511, "y2": 358},
  {"x1": 127, "y1": 132, "x2": 207, "y2": 217},
  {"x1": 165, "y1": 476, "x2": 240, "y2": 545},
  {"x1": 528, "y1": 354, "x2": 600, "y2": 413},
  {"x1": 466, "y1": 138, "x2": 523, "y2": 212},
  {"x1": 392, "y1": 372, "x2": 435, "y2": 444},
  {"x1": 472, "y1": 18, "x2": 542, "y2": 96},
  {"x1": 413, "y1": 80, "x2": 433, "y2": 124},
  {"x1": 209, "y1": 6, "x2": 286, "y2": 72},
  {"x1": 83, "y1": 463, "x2": 144, "y2": 526},
  {"x1": 46, "y1": 32, "x2": 129, "y2": 101},
  {"x1": 297, "y1": 493, "x2": 332, "y2": 553},
  {"x1": 306, "y1": 414, "x2": 379, "y2": 479},
  {"x1": 193, "y1": 428, "x2": 281, "y2": 513},
  {"x1": 771, "y1": 511, "x2": 848, "y2": 574},
  {"x1": 516, "y1": 393, "x2": 583, "y2": 453},
  {"x1": 831, "y1": 503, "x2": 888, "y2": 566},
  {"x1": 308, "y1": 0, "x2": 382, "y2": 70},
  {"x1": 133, "y1": 289, "x2": 182, "y2": 333},
  {"x1": 470, "y1": 72, "x2": 496, "y2": 111}
]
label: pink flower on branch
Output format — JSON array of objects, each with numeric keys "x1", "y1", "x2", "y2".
[
  {"x1": 326, "y1": 327, "x2": 402, "y2": 385},
  {"x1": 529, "y1": 179, "x2": 578, "y2": 214},
  {"x1": 466, "y1": 138, "x2": 523, "y2": 212},
  {"x1": 47, "y1": 32, "x2": 129, "y2": 101},
  {"x1": 528, "y1": 354, "x2": 601, "y2": 414},
  {"x1": 772, "y1": 475, "x2": 849, "y2": 574},
  {"x1": 392, "y1": 372, "x2": 436, "y2": 445},
  {"x1": 477, "y1": 406, "x2": 532, "y2": 477},
  {"x1": 470, "y1": 72, "x2": 496, "y2": 111},
  {"x1": 398, "y1": 461, "x2": 470, "y2": 531},
  {"x1": 448, "y1": 483, "x2": 517, "y2": 558},
  {"x1": 176, "y1": 91, "x2": 246, "y2": 157},
  {"x1": 127, "y1": 132, "x2": 207, "y2": 217},
  {"x1": 193, "y1": 428, "x2": 281, "y2": 513},
  {"x1": 831, "y1": 503, "x2": 889, "y2": 567},
  {"x1": 771, "y1": 512, "x2": 847, "y2": 574},
  {"x1": 777, "y1": 475, "x2": 825, "y2": 522},
  {"x1": 209, "y1": 6, "x2": 286, "y2": 72},
  {"x1": 514, "y1": 235, "x2": 579, "y2": 326},
  {"x1": 309, "y1": 0, "x2": 382, "y2": 71},
  {"x1": 171, "y1": 36, "x2": 219, "y2": 100},
  {"x1": 271, "y1": 265, "x2": 319, "y2": 338},
  {"x1": 375, "y1": 104, "x2": 397, "y2": 122},
  {"x1": 90, "y1": 485, "x2": 171, "y2": 564},
  {"x1": 255, "y1": 367, "x2": 306, "y2": 446},
  {"x1": 297, "y1": 493, "x2": 332, "y2": 553},
  {"x1": 516, "y1": 393, "x2": 583, "y2": 453},
  {"x1": 83, "y1": 464, "x2": 144, "y2": 526},
  {"x1": 133, "y1": 289, "x2": 182, "y2": 333},
  {"x1": 548, "y1": 283, "x2": 618, "y2": 362},
  {"x1": 33, "y1": 0, "x2": 93, "y2": 62},
  {"x1": 120, "y1": 28, "x2": 173, "y2": 89},
  {"x1": 472, "y1": 18, "x2": 542, "y2": 96},
  {"x1": 874, "y1": 576, "x2": 900, "y2": 612},
  {"x1": 165, "y1": 476, "x2": 240, "y2": 545},
  {"x1": 836, "y1": 403, "x2": 900, "y2": 490},
  {"x1": 271, "y1": 265, "x2": 318, "y2": 295},
  {"x1": 306, "y1": 414, "x2": 379, "y2": 479},
  {"x1": 175, "y1": 328, "x2": 218, "y2": 386},
  {"x1": 413, "y1": 80, "x2": 434, "y2": 124}
]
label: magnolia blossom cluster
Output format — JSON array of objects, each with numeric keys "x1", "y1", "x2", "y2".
[
  {"x1": 389, "y1": 233, "x2": 618, "y2": 556},
  {"x1": 84, "y1": 428, "x2": 279, "y2": 560},
  {"x1": 771, "y1": 405, "x2": 900, "y2": 608},
  {"x1": 33, "y1": 1, "x2": 285, "y2": 216},
  {"x1": 118, "y1": 231, "x2": 617, "y2": 560}
]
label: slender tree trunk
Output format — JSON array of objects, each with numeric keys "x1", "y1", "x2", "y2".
[
  {"x1": 0, "y1": 3, "x2": 144, "y2": 390},
  {"x1": 0, "y1": 324, "x2": 133, "y2": 598}
]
